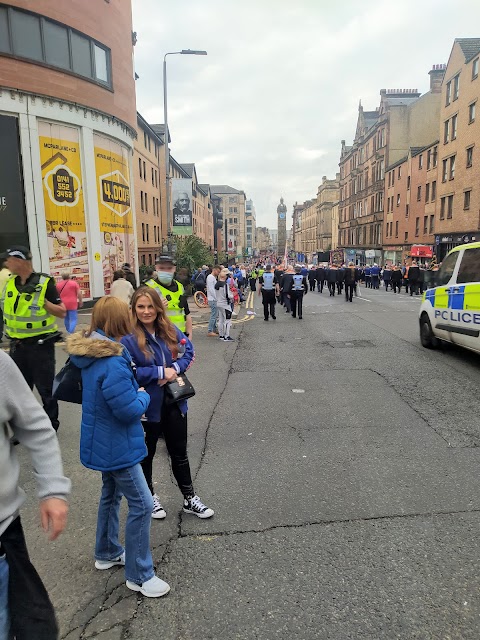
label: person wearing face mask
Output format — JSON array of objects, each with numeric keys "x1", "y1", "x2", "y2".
[{"x1": 145, "y1": 256, "x2": 192, "y2": 339}]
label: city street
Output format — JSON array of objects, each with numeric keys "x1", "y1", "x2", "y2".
[{"x1": 16, "y1": 287, "x2": 480, "y2": 640}]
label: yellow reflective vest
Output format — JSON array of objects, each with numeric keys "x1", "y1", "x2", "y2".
[
  {"x1": 1, "y1": 274, "x2": 58, "y2": 339},
  {"x1": 145, "y1": 279, "x2": 186, "y2": 333}
]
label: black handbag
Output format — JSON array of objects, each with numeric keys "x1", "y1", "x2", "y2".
[
  {"x1": 52, "y1": 358, "x2": 82, "y2": 404},
  {"x1": 161, "y1": 347, "x2": 195, "y2": 405}
]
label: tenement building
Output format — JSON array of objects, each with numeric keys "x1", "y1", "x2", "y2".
[
  {"x1": 339, "y1": 67, "x2": 443, "y2": 265},
  {"x1": 0, "y1": 0, "x2": 138, "y2": 297},
  {"x1": 317, "y1": 175, "x2": 340, "y2": 254},
  {"x1": 435, "y1": 39, "x2": 480, "y2": 259},
  {"x1": 210, "y1": 185, "x2": 246, "y2": 262}
]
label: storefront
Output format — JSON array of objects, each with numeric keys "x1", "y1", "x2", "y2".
[
  {"x1": 383, "y1": 246, "x2": 402, "y2": 265},
  {"x1": 435, "y1": 233, "x2": 479, "y2": 262},
  {"x1": 0, "y1": 90, "x2": 137, "y2": 299},
  {"x1": 409, "y1": 244, "x2": 434, "y2": 266}
]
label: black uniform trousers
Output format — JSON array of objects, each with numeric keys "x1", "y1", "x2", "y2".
[
  {"x1": 261, "y1": 290, "x2": 276, "y2": 320},
  {"x1": 328, "y1": 281, "x2": 336, "y2": 296},
  {"x1": 345, "y1": 284, "x2": 355, "y2": 302},
  {"x1": 1, "y1": 516, "x2": 58, "y2": 640},
  {"x1": 141, "y1": 403, "x2": 194, "y2": 499},
  {"x1": 290, "y1": 291, "x2": 304, "y2": 318},
  {"x1": 9, "y1": 339, "x2": 59, "y2": 431}
]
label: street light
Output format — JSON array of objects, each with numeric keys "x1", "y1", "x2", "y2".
[{"x1": 163, "y1": 49, "x2": 207, "y2": 250}]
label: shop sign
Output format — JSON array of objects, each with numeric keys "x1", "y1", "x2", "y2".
[{"x1": 410, "y1": 245, "x2": 433, "y2": 258}]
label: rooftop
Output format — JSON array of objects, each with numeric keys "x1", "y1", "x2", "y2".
[
  {"x1": 210, "y1": 185, "x2": 245, "y2": 195},
  {"x1": 456, "y1": 38, "x2": 480, "y2": 62}
]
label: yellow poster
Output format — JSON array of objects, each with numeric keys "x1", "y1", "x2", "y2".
[
  {"x1": 94, "y1": 133, "x2": 135, "y2": 293},
  {"x1": 39, "y1": 122, "x2": 91, "y2": 298}
]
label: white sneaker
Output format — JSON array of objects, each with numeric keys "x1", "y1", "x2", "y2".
[
  {"x1": 231, "y1": 310, "x2": 238, "y2": 316},
  {"x1": 183, "y1": 495, "x2": 214, "y2": 518},
  {"x1": 126, "y1": 575, "x2": 170, "y2": 598},
  {"x1": 95, "y1": 552, "x2": 125, "y2": 570},
  {"x1": 152, "y1": 494, "x2": 166, "y2": 519}
]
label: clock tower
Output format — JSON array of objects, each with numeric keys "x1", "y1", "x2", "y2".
[{"x1": 277, "y1": 197, "x2": 287, "y2": 258}]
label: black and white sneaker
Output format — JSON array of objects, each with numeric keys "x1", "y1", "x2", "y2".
[
  {"x1": 223, "y1": 336, "x2": 235, "y2": 342},
  {"x1": 183, "y1": 495, "x2": 214, "y2": 518},
  {"x1": 152, "y1": 494, "x2": 166, "y2": 519}
]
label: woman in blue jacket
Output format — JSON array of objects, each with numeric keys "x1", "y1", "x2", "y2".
[
  {"x1": 121, "y1": 287, "x2": 214, "y2": 520},
  {"x1": 67, "y1": 296, "x2": 170, "y2": 598}
]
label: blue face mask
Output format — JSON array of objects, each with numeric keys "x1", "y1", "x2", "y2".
[{"x1": 157, "y1": 271, "x2": 174, "y2": 285}]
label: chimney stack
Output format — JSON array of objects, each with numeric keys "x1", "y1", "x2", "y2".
[{"x1": 429, "y1": 64, "x2": 447, "y2": 93}]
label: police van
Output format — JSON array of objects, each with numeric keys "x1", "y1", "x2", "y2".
[{"x1": 419, "y1": 242, "x2": 480, "y2": 353}]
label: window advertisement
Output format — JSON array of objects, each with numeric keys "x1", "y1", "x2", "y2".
[
  {"x1": 171, "y1": 178, "x2": 193, "y2": 235},
  {"x1": 38, "y1": 121, "x2": 91, "y2": 298},
  {"x1": 94, "y1": 133, "x2": 135, "y2": 293},
  {"x1": 0, "y1": 115, "x2": 28, "y2": 252}
]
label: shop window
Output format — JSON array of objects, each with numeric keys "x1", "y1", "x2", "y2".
[{"x1": 457, "y1": 248, "x2": 480, "y2": 283}]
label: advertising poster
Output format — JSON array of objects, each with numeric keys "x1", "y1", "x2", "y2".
[
  {"x1": 38, "y1": 122, "x2": 91, "y2": 298},
  {"x1": 171, "y1": 178, "x2": 193, "y2": 235},
  {"x1": 93, "y1": 133, "x2": 135, "y2": 293}
]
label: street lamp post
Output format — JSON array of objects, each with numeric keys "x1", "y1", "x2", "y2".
[{"x1": 163, "y1": 49, "x2": 207, "y2": 249}]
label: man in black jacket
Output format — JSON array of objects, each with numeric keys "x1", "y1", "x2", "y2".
[
  {"x1": 408, "y1": 261, "x2": 420, "y2": 296},
  {"x1": 315, "y1": 265, "x2": 325, "y2": 293},
  {"x1": 326, "y1": 264, "x2": 338, "y2": 296},
  {"x1": 122, "y1": 263, "x2": 137, "y2": 289}
]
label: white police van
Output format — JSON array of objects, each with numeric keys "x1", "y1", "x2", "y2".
[{"x1": 419, "y1": 242, "x2": 480, "y2": 353}]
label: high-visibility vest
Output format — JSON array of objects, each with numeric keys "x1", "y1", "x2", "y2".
[
  {"x1": 262, "y1": 272, "x2": 275, "y2": 290},
  {"x1": 145, "y1": 279, "x2": 186, "y2": 333},
  {"x1": 293, "y1": 274, "x2": 304, "y2": 291},
  {"x1": 1, "y1": 275, "x2": 58, "y2": 339}
]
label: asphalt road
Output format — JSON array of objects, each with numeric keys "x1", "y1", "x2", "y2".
[{"x1": 15, "y1": 284, "x2": 480, "y2": 639}]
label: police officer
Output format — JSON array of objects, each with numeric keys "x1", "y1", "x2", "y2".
[
  {"x1": 258, "y1": 264, "x2": 278, "y2": 321},
  {"x1": 290, "y1": 265, "x2": 308, "y2": 319},
  {"x1": 145, "y1": 255, "x2": 192, "y2": 338},
  {"x1": 0, "y1": 246, "x2": 66, "y2": 431}
]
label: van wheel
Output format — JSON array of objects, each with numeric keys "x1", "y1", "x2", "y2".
[{"x1": 420, "y1": 314, "x2": 439, "y2": 349}]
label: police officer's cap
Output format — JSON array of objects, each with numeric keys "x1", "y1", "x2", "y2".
[
  {"x1": 0, "y1": 245, "x2": 32, "y2": 261},
  {"x1": 156, "y1": 255, "x2": 176, "y2": 265}
]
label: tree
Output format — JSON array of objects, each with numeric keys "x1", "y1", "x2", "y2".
[{"x1": 166, "y1": 235, "x2": 214, "y2": 274}]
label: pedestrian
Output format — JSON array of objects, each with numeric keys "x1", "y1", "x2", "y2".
[
  {"x1": 402, "y1": 264, "x2": 410, "y2": 294},
  {"x1": 122, "y1": 262, "x2": 137, "y2": 290},
  {"x1": 371, "y1": 263, "x2": 380, "y2": 289},
  {"x1": 280, "y1": 265, "x2": 294, "y2": 313},
  {"x1": 249, "y1": 267, "x2": 258, "y2": 292},
  {"x1": 258, "y1": 264, "x2": 279, "y2": 321},
  {"x1": 122, "y1": 287, "x2": 214, "y2": 520},
  {"x1": 364, "y1": 264, "x2": 371, "y2": 288},
  {"x1": 344, "y1": 262, "x2": 357, "y2": 302},
  {"x1": 326, "y1": 263, "x2": 338, "y2": 296},
  {"x1": 290, "y1": 265, "x2": 308, "y2": 319},
  {"x1": 145, "y1": 255, "x2": 192, "y2": 339},
  {"x1": 57, "y1": 272, "x2": 83, "y2": 333},
  {"x1": 408, "y1": 261, "x2": 420, "y2": 296},
  {"x1": 383, "y1": 265, "x2": 392, "y2": 291},
  {"x1": 110, "y1": 269, "x2": 135, "y2": 305},
  {"x1": 215, "y1": 268, "x2": 235, "y2": 341},
  {"x1": 0, "y1": 246, "x2": 66, "y2": 431},
  {"x1": 0, "y1": 258, "x2": 11, "y2": 343},
  {"x1": 308, "y1": 266, "x2": 317, "y2": 292},
  {"x1": 316, "y1": 264, "x2": 326, "y2": 293},
  {"x1": 67, "y1": 296, "x2": 170, "y2": 598},
  {"x1": 274, "y1": 264, "x2": 285, "y2": 304},
  {"x1": 0, "y1": 350, "x2": 70, "y2": 640},
  {"x1": 207, "y1": 265, "x2": 220, "y2": 336},
  {"x1": 391, "y1": 265, "x2": 402, "y2": 293},
  {"x1": 193, "y1": 266, "x2": 207, "y2": 294},
  {"x1": 336, "y1": 264, "x2": 345, "y2": 295}
]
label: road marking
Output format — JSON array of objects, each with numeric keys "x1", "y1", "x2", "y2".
[
  {"x1": 292, "y1": 389, "x2": 305, "y2": 393},
  {"x1": 357, "y1": 297, "x2": 372, "y2": 302}
]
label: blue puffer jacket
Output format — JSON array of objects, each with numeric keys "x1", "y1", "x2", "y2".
[
  {"x1": 67, "y1": 330, "x2": 150, "y2": 471},
  {"x1": 121, "y1": 327, "x2": 194, "y2": 422}
]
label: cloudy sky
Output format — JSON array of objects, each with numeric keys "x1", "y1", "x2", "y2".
[{"x1": 132, "y1": 0, "x2": 480, "y2": 229}]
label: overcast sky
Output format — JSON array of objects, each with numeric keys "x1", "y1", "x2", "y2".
[{"x1": 132, "y1": 0, "x2": 480, "y2": 229}]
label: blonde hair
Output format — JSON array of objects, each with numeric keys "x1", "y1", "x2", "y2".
[
  {"x1": 89, "y1": 296, "x2": 132, "y2": 339},
  {"x1": 130, "y1": 287, "x2": 178, "y2": 358}
]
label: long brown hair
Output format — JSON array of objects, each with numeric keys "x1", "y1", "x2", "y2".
[
  {"x1": 89, "y1": 296, "x2": 132, "y2": 339},
  {"x1": 130, "y1": 286, "x2": 178, "y2": 358}
]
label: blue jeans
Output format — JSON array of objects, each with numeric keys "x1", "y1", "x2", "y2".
[
  {"x1": 208, "y1": 300, "x2": 218, "y2": 333},
  {"x1": 0, "y1": 553, "x2": 9, "y2": 640},
  {"x1": 95, "y1": 464, "x2": 154, "y2": 585},
  {"x1": 64, "y1": 309, "x2": 78, "y2": 333}
]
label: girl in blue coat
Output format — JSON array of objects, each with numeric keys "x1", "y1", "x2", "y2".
[
  {"x1": 121, "y1": 287, "x2": 214, "y2": 520},
  {"x1": 67, "y1": 296, "x2": 170, "y2": 598}
]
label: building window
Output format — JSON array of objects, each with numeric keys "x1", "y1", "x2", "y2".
[
  {"x1": 442, "y1": 159, "x2": 448, "y2": 182},
  {"x1": 418, "y1": 154, "x2": 423, "y2": 169},
  {"x1": 145, "y1": 192, "x2": 148, "y2": 213},
  {"x1": 138, "y1": 158, "x2": 142, "y2": 178},
  {"x1": 467, "y1": 146, "x2": 474, "y2": 168},
  {"x1": 433, "y1": 146, "x2": 438, "y2": 168},
  {"x1": 395, "y1": 221, "x2": 399, "y2": 238},
  {"x1": 464, "y1": 190, "x2": 471, "y2": 210},
  {"x1": 415, "y1": 217, "x2": 420, "y2": 237},
  {"x1": 425, "y1": 183, "x2": 430, "y2": 202},
  {"x1": 140, "y1": 191, "x2": 144, "y2": 212},
  {"x1": 0, "y1": 6, "x2": 114, "y2": 88},
  {"x1": 388, "y1": 172, "x2": 391, "y2": 188},
  {"x1": 141, "y1": 223, "x2": 145, "y2": 242},
  {"x1": 447, "y1": 194, "x2": 454, "y2": 218},
  {"x1": 396, "y1": 194, "x2": 400, "y2": 207},
  {"x1": 440, "y1": 197, "x2": 446, "y2": 220},
  {"x1": 398, "y1": 166, "x2": 402, "y2": 179},
  {"x1": 406, "y1": 204, "x2": 410, "y2": 218},
  {"x1": 431, "y1": 180, "x2": 437, "y2": 201},
  {"x1": 469, "y1": 101, "x2": 476, "y2": 123},
  {"x1": 151, "y1": 167, "x2": 154, "y2": 185},
  {"x1": 444, "y1": 119, "x2": 450, "y2": 144},
  {"x1": 429, "y1": 215, "x2": 435, "y2": 233},
  {"x1": 449, "y1": 155, "x2": 456, "y2": 180},
  {"x1": 423, "y1": 216, "x2": 428, "y2": 234},
  {"x1": 446, "y1": 81, "x2": 451, "y2": 106},
  {"x1": 141, "y1": 254, "x2": 146, "y2": 265},
  {"x1": 407, "y1": 176, "x2": 411, "y2": 190},
  {"x1": 392, "y1": 171, "x2": 395, "y2": 186},
  {"x1": 451, "y1": 114, "x2": 458, "y2": 140},
  {"x1": 473, "y1": 58, "x2": 479, "y2": 80},
  {"x1": 427, "y1": 149, "x2": 432, "y2": 170},
  {"x1": 453, "y1": 73, "x2": 460, "y2": 100},
  {"x1": 405, "y1": 231, "x2": 409, "y2": 243},
  {"x1": 417, "y1": 185, "x2": 422, "y2": 201},
  {"x1": 143, "y1": 161, "x2": 146, "y2": 181},
  {"x1": 146, "y1": 224, "x2": 149, "y2": 242}
]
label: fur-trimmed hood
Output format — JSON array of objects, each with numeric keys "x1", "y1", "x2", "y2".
[{"x1": 67, "y1": 330, "x2": 124, "y2": 369}]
